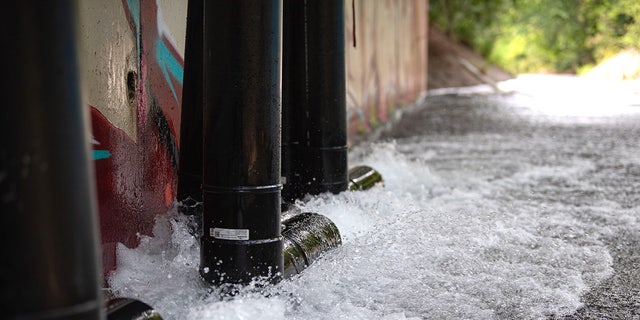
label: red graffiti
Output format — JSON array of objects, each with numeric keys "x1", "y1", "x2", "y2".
[{"x1": 92, "y1": 0, "x2": 183, "y2": 278}]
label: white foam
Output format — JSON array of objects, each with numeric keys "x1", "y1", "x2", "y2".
[
  {"x1": 108, "y1": 141, "x2": 622, "y2": 319},
  {"x1": 108, "y1": 213, "x2": 208, "y2": 319},
  {"x1": 187, "y1": 295, "x2": 288, "y2": 320},
  {"x1": 278, "y1": 144, "x2": 615, "y2": 319},
  {"x1": 108, "y1": 76, "x2": 640, "y2": 318}
]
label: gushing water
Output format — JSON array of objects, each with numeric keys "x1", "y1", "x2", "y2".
[{"x1": 109, "y1": 75, "x2": 640, "y2": 319}]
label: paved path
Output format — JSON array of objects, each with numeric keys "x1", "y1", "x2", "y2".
[{"x1": 378, "y1": 90, "x2": 640, "y2": 319}]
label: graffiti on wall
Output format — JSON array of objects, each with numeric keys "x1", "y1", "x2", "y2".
[
  {"x1": 83, "y1": 0, "x2": 428, "y2": 277},
  {"x1": 86, "y1": 0, "x2": 184, "y2": 275}
]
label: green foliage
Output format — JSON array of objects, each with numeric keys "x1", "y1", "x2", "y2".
[
  {"x1": 429, "y1": 0, "x2": 640, "y2": 74},
  {"x1": 429, "y1": 0, "x2": 506, "y2": 56}
]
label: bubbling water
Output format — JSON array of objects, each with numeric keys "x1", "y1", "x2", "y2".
[
  {"x1": 109, "y1": 140, "x2": 622, "y2": 319},
  {"x1": 109, "y1": 75, "x2": 640, "y2": 319}
]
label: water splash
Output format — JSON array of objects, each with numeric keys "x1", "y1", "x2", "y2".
[{"x1": 109, "y1": 139, "x2": 622, "y2": 319}]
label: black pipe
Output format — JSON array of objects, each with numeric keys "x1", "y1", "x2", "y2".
[
  {"x1": 282, "y1": 213, "x2": 342, "y2": 278},
  {"x1": 106, "y1": 298, "x2": 162, "y2": 320},
  {"x1": 177, "y1": 0, "x2": 204, "y2": 215},
  {"x1": 282, "y1": 0, "x2": 348, "y2": 202},
  {"x1": 348, "y1": 165, "x2": 383, "y2": 191},
  {"x1": 0, "y1": 1, "x2": 103, "y2": 319},
  {"x1": 200, "y1": 0, "x2": 283, "y2": 286}
]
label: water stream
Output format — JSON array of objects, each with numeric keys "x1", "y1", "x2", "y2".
[{"x1": 109, "y1": 75, "x2": 640, "y2": 319}]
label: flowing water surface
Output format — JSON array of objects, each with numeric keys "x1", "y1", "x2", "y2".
[{"x1": 109, "y1": 75, "x2": 640, "y2": 319}]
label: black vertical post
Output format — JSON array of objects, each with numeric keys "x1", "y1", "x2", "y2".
[
  {"x1": 200, "y1": 0, "x2": 284, "y2": 285},
  {"x1": 177, "y1": 0, "x2": 204, "y2": 211},
  {"x1": 282, "y1": 0, "x2": 348, "y2": 202},
  {"x1": 0, "y1": 1, "x2": 104, "y2": 319}
]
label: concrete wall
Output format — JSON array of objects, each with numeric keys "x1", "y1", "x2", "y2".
[
  {"x1": 346, "y1": 0, "x2": 428, "y2": 136},
  {"x1": 79, "y1": 0, "x2": 428, "y2": 276}
]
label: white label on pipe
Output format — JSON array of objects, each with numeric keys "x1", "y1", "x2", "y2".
[{"x1": 211, "y1": 227, "x2": 250, "y2": 240}]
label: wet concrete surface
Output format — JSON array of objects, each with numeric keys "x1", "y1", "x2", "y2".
[{"x1": 379, "y1": 92, "x2": 640, "y2": 319}]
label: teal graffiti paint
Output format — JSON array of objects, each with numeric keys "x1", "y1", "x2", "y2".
[{"x1": 93, "y1": 150, "x2": 112, "y2": 160}]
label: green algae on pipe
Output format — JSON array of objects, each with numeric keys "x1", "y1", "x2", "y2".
[
  {"x1": 348, "y1": 165, "x2": 384, "y2": 191},
  {"x1": 282, "y1": 212, "x2": 342, "y2": 278}
]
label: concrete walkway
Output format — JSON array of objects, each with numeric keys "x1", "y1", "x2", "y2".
[{"x1": 378, "y1": 86, "x2": 640, "y2": 319}]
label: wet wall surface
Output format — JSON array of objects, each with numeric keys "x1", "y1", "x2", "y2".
[
  {"x1": 79, "y1": 0, "x2": 429, "y2": 277},
  {"x1": 380, "y1": 90, "x2": 640, "y2": 319}
]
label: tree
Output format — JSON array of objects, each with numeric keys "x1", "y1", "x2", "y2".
[{"x1": 429, "y1": 0, "x2": 640, "y2": 74}]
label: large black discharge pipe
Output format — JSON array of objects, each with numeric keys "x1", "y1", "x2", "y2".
[
  {"x1": 177, "y1": 0, "x2": 204, "y2": 214},
  {"x1": 282, "y1": 213, "x2": 341, "y2": 278},
  {"x1": 282, "y1": 0, "x2": 348, "y2": 202},
  {"x1": 0, "y1": 1, "x2": 104, "y2": 319},
  {"x1": 200, "y1": 0, "x2": 284, "y2": 285},
  {"x1": 348, "y1": 165, "x2": 383, "y2": 191},
  {"x1": 106, "y1": 298, "x2": 161, "y2": 320}
]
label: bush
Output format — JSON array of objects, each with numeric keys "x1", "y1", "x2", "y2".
[{"x1": 429, "y1": 0, "x2": 640, "y2": 74}]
